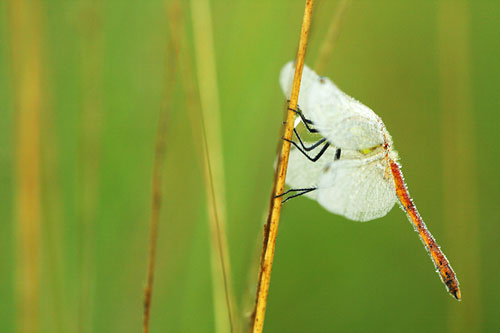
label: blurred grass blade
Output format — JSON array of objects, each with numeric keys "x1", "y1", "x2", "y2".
[
  {"x1": 8, "y1": 0, "x2": 43, "y2": 331},
  {"x1": 314, "y1": 0, "x2": 350, "y2": 73},
  {"x1": 189, "y1": 0, "x2": 237, "y2": 331},
  {"x1": 77, "y1": 3, "x2": 103, "y2": 332},
  {"x1": 252, "y1": 1, "x2": 315, "y2": 332},
  {"x1": 40, "y1": 36, "x2": 66, "y2": 333},
  {"x1": 437, "y1": 1, "x2": 481, "y2": 331},
  {"x1": 167, "y1": 2, "x2": 204, "y2": 164},
  {"x1": 143, "y1": 15, "x2": 179, "y2": 333}
]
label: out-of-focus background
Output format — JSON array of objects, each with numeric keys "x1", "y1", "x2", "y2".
[{"x1": 2, "y1": 0, "x2": 499, "y2": 332}]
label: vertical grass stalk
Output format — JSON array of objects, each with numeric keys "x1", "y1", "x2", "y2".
[
  {"x1": 8, "y1": 0, "x2": 43, "y2": 331},
  {"x1": 77, "y1": 3, "x2": 102, "y2": 332},
  {"x1": 251, "y1": 1, "x2": 314, "y2": 332},
  {"x1": 189, "y1": 0, "x2": 237, "y2": 332},
  {"x1": 40, "y1": 37, "x2": 66, "y2": 333},
  {"x1": 143, "y1": 19, "x2": 179, "y2": 333},
  {"x1": 314, "y1": 0, "x2": 350, "y2": 73},
  {"x1": 437, "y1": 1, "x2": 481, "y2": 331}
]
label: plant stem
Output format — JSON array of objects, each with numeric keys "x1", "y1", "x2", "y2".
[
  {"x1": 251, "y1": 1, "x2": 314, "y2": 332},
  {"x1": 314, "y1": 0, "x2": 350, "y2": 73},
  {"x1": 190, "y1": 0, "x2": 236, "y2": 331},
  {"x1": 143, "y1": 22, "x2": 178, "y2": 333}
]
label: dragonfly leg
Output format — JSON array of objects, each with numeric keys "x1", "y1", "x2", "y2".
[
  {"x1": 284, "y1": 138, "x2": 330, "y2": 162},
  {"x1": 287, "y1": 105, "x2": 318, "y2": 134},
  {"x1": 335, "y1": 147, "x2": 341, "y2": 160},
  {"x1": 293, "y1": 128, "x2": 326, "y2": 151},
  {"x1": 275, "y1": 187, "x2": 317, "y2": 203}
]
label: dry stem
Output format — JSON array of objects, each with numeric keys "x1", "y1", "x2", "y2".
[
  {"x1": 251, "y1": 1, "x2": 315, "y2": 332},
  {"x1": 315, "y1": 0, "x2": 350, "y2": 73},
  {"x1": 190, "y1": 0, "x2": 236, "y2": 331},
  {"x1": 143, "y1": 21, "x2": 179, "y2": 332}
]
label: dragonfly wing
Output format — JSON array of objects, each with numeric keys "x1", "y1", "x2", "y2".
[
  {"x1": 316, "y1": 157, "x2": 397, "y2": 221},
  {"x1": 280, "y1": 62, "x2": 388, "y2": 150},
  {"x1": 306, "y1": 86, "x2": 387, "y2": 150},
  {"x1": 285, "y1": 143, "x2": 338, "y2": 200},
  {"x1": 279, "y1": 61, "x2": 340, "y2": 112}
]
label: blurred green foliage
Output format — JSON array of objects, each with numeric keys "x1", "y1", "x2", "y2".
[{"x1": 2, "y1": 0, "x2": 500, "y2": 332}]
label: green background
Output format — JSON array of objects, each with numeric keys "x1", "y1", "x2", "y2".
[{"x1": 2, "y1": 0, "x2": 499, "y2": 332}]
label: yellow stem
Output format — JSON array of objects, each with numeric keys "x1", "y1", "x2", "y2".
[{"x1": 251, "y1": 1, "x2": 315, "y2": 332}]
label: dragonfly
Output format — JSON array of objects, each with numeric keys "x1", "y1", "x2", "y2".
[{"x1": 278, "y1": 61, "x2": 461, "y2": 300}]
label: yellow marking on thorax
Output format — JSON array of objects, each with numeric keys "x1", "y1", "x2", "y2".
[
  {"x1": 358, "y1": 143, "x2": 392, "y2": 180},
  {"x1": 359, "y1": 146, "x2": 378, "y2": 155}
]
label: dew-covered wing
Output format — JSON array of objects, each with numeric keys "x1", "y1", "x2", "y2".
[
  {"x1": 308, "y1": 100, "x2": 386, "y2": 151},
  {"x1": 285, "y1": 142, "x2": 338, "y2": 200},
  {"x1": 279, "y1": 61, "x2": 340, "y2": 114},
  {"x1": 279, "y1": 61, "x2": 387, "y2": 151},
  {"x1": 316, "y1": 157, "x2": 397, "y2": 221}
]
